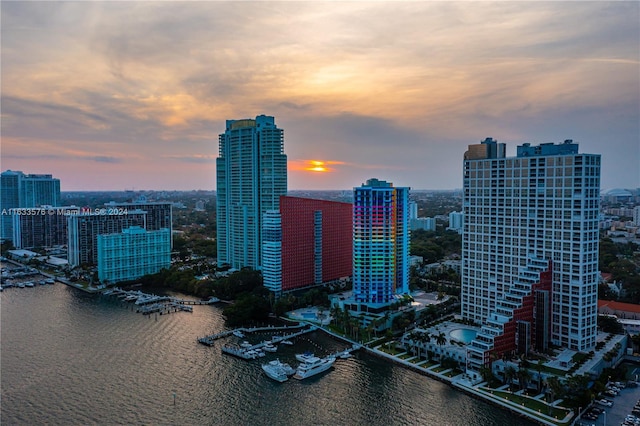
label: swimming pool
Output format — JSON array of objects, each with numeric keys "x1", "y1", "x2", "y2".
[{"x1": 449, "y1": 328, "x2": 477, "y2": 344}]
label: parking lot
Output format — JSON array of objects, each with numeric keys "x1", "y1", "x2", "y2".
[{"x1": 577, "y1": 382, "x2": 640, "y2": 426}]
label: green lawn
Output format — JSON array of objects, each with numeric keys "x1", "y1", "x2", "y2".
[
  {"x1": 431, "y1": 365, "x2": 449, "y2": 373},
  {"x1": 378, "y1": 344, "x2": 403, "y2": 356},
  {"x1": 398, "y1": 353, "x2": 413, "y2": 360},
  {"x1": 482, "y1": 388, "x2": 570, "y2": 420}
]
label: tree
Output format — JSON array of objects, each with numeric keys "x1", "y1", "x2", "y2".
[
  {"x1": 517, "y1": 368, "x2": 531, "y2": 391},
  {"x1": 435, "y1": 332, "x2": 447, "y2": 347},
  {"x1": 503, "y1": 366, "x2": 516, "y2": 388}
]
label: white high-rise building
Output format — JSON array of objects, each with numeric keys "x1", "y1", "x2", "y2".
[
  {"x1": 216, "y1": 115, "x2": 287, "y2": 270},
  {"x1": 462, "y1": 138, "x2": 600, "y2": 372}
]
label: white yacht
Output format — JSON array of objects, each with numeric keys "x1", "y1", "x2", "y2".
[
  {"x1": 280, "y1": 340, "x2": 294, "y2": 346},
  {"x1": 293, "y1": 356, "x2": 335, "y2": 380},
  {"x1": 233, "y1": 330, "x2": 245, "y2": 338},
  {"x1": 295, "y1": 352, "x2": 315, "y2": 363},
  {"x1": 240, "y1": 341, "x2": 252, "y2": 348},
  {"x1": 262, "y1": 359, "x2": 295, "y2": 382},
  {"x1": 263, "y1": 342, "x2": 277, "y2": 353}
]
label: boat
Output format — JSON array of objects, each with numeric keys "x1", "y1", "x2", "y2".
[
  {"x1": 0, "y1": 286, "x2": 3, "y2": 292},
  {"x1": 280, "y1": 340, "x2": 294, "y2": 346},
  {"x1": 263, "y1": 342, "x2": 277, "y2": 353},
  {"x1": 339, "y1": 352, "x2": 352, "y2": 359},
  {"x1": 240, "y1": 341, "x2": 252, "y2": 348},
  {"x1": 293, "y1": 356, "x2": 336, "y2": 380},
  {"x1": 262, "y1": 359, "x2": 296, "y2": 382},
  {"x1": 295, "y1": 351, "x2": 315, "y2": 363},
  {"x1": 18, "y1": 282, "x2": 25, "y2": 288},
  {"x1": 255, "y1": 350, "x2": 266, "y2": 358},
  {"x1": 233, "y1": 330, "x2": 245, "y2": 338},
  {"x1": 25, "y1": 281, "x2": 35, "y2": 287}
]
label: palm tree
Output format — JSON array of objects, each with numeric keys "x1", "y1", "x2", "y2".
[
  {"x1": 435, "y1": 332, "x2": 447, "y2": 347},
  {"x1": 503, "y1": 366, "x2": 516, "y2": 389},
  {"x1": 517, "y1": 368, "x2": 531, "y2": 391}
]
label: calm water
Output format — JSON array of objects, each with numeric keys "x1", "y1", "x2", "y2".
[{"x1": 1, "y1": 284, "x2": 535, "y2": 426}]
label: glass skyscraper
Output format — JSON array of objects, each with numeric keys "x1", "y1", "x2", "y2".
[
  {"x1": 216, "y1": 115, "x2": 287, "y2": 270},
  {"x1": 1, "y1": 170, "x2": 61, "y2": 241},
  {"x1": 352, "y1": 178, "x2": 410, "y2": 307}
]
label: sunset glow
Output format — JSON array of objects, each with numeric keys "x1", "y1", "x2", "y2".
[{"x1": 1, "y1": 2, "x2": 637, "y2": 190}]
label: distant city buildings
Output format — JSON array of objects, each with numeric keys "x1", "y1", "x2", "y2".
[
  {"x1": 216, "y1": 115, "x2": 287, "y2": 270},
  {"x1": 462, "y1": 138, "x2": 600, "y2": 375},
  {"x1": 1, "y1": 170, "x2": 61, "y2": 241},
  {"x1": 408, "y1": 201, "x2": 418, "y2": 220},
  {"x1": 97, "y1": 226, "x2": 171, "y2": 283},
  {"x1": 410, "y1": 217, "x2": 435, "y2": 231},
  {"x1": 447, "y1": 211, "x2": 464, "y2": 233},
  {"x1": 262, "y1": 196, "x2": 352, "y2": 295},
  {"x1": 350, "y1": 178, "x2": 410, "y2": 310}
]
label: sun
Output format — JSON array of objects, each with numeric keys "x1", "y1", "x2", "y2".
[{"x1": 306, "y1": 160, "x2": 329, "y2": 173}]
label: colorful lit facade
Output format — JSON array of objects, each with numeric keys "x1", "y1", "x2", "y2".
[
  {"x1": 262, "y1": 196, "x2": 352, "y2": 295},
  {"x1": 462, "y1": 138, "x2": 600, "y2": 374},
  {"x1": 352, "y1": 179, "x2": 410, "y2": 307},
  {"x1": 216, "y1": 115, "x2": 287, "y2": 270}
]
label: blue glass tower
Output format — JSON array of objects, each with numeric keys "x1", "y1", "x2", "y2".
[{"x1": 216, "y1": 115, "x2": 287, "y2": 269}]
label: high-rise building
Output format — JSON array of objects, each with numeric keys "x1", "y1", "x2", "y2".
[
  {"x1": 67, "y1": 210, "x2": 147, "y2": 267},
  {"x1": 447, "y1": 211, "x2": 464, "y2": 233},
  {"x1": 461, "y1": 138, "x2": 600, "y2": 373},
  {"x1": 12, "y1": 206, "x2": 76, "y2": 249},
  {"x1": 216, "y1": 115, "x2": 287, "y2": 270},
  {"x1": 103, "y1": 201, "x2": 173, "y2": 247},
  {"x1": 97, "y1": 226, "x2": 171, "y2": 284},
  {"x1": 410, "y1": 217, "x2": 436, "y2": 231},
  {"x1": 262, "y1": 196, "x2": 352, "y2": 295},
  {"x1": 1, "y1": 170, "x2": 60, "y2": 241},
  {"x1": 352, "y1": 179, "x2": 410, "y2": 308},
  {"x1": 409, "y1": 201, "x2": 418, "y2": 220}
]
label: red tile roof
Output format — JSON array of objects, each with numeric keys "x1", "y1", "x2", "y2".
[{"x1": 598, "y1": 300, "x2": 640, "y2": 314}]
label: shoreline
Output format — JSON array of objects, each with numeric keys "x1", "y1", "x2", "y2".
[{"x1": 305, "y1": 320, "x2": 572, "y2": 426}]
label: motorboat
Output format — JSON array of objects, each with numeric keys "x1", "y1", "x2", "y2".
[
  {"x1": 280, "y1": 340, "x2": 294, "y2": 346},
  {"x1": 263, "y1": 342, "x2": 277, "y2": 352},
  {"x1": 233, "y1": 330, "x2": 245, "y2": 338},
  {"x1": 295, "y1": 351, "x2": 315, "y2": 363},
  {"x1": 293, "y1": 356, "x2": 335, "y2": 380},
  {"x1": 240, "y1": 341, "x2": 252, "y2": 348},
  {"x1": 262, "y1": 359, "x2": 296, "y2": 382}
]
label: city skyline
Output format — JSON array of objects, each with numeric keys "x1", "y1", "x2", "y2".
[{"x1": 2, "y1": 2, "x2": 638, "y2": 191}]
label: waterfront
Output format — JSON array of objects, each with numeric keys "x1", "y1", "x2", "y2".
[{"x1": 1, "y1": 284, "x2": 535, "y2": 425}]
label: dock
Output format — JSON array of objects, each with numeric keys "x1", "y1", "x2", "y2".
[
  {"x1": 102, "y1": 288, "x2": 216, "y2": 316},
  {"x1": 197, "y1": 324, "x2": 310, "y2": 346},
  {"x1": 219, "y1": 326, "x2": 318, "y2": 359}
]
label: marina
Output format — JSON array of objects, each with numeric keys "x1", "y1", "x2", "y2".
[
  {"x1": 1, "y1": 279, "x2": 534, "y2": 426},
  {"x1": 102, "y1": 287, "x2": 220, "y2": 317}
]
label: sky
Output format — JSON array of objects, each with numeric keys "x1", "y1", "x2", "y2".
[{"x1": 1, "y1": 1, "x2": 639, "y2": 191}]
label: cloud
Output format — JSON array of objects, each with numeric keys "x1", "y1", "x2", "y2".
[{"x1": 1, "y1": 1, "x2": 638, "y2": 190}]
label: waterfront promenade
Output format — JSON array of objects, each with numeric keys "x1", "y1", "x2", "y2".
[{"x1": 291, "y1": 314, "x2": 575, "y2": 426}]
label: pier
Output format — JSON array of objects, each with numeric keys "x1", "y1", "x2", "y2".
[
  {"x1": 219, "y1": 326, "x2": 318, "y2": 359},
  {"x1": 197, "y1": 324, "x2": 310, "y2": 346},
  {"x1": 103, "y1": 288, "x2": 216, "y2": 316}
]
